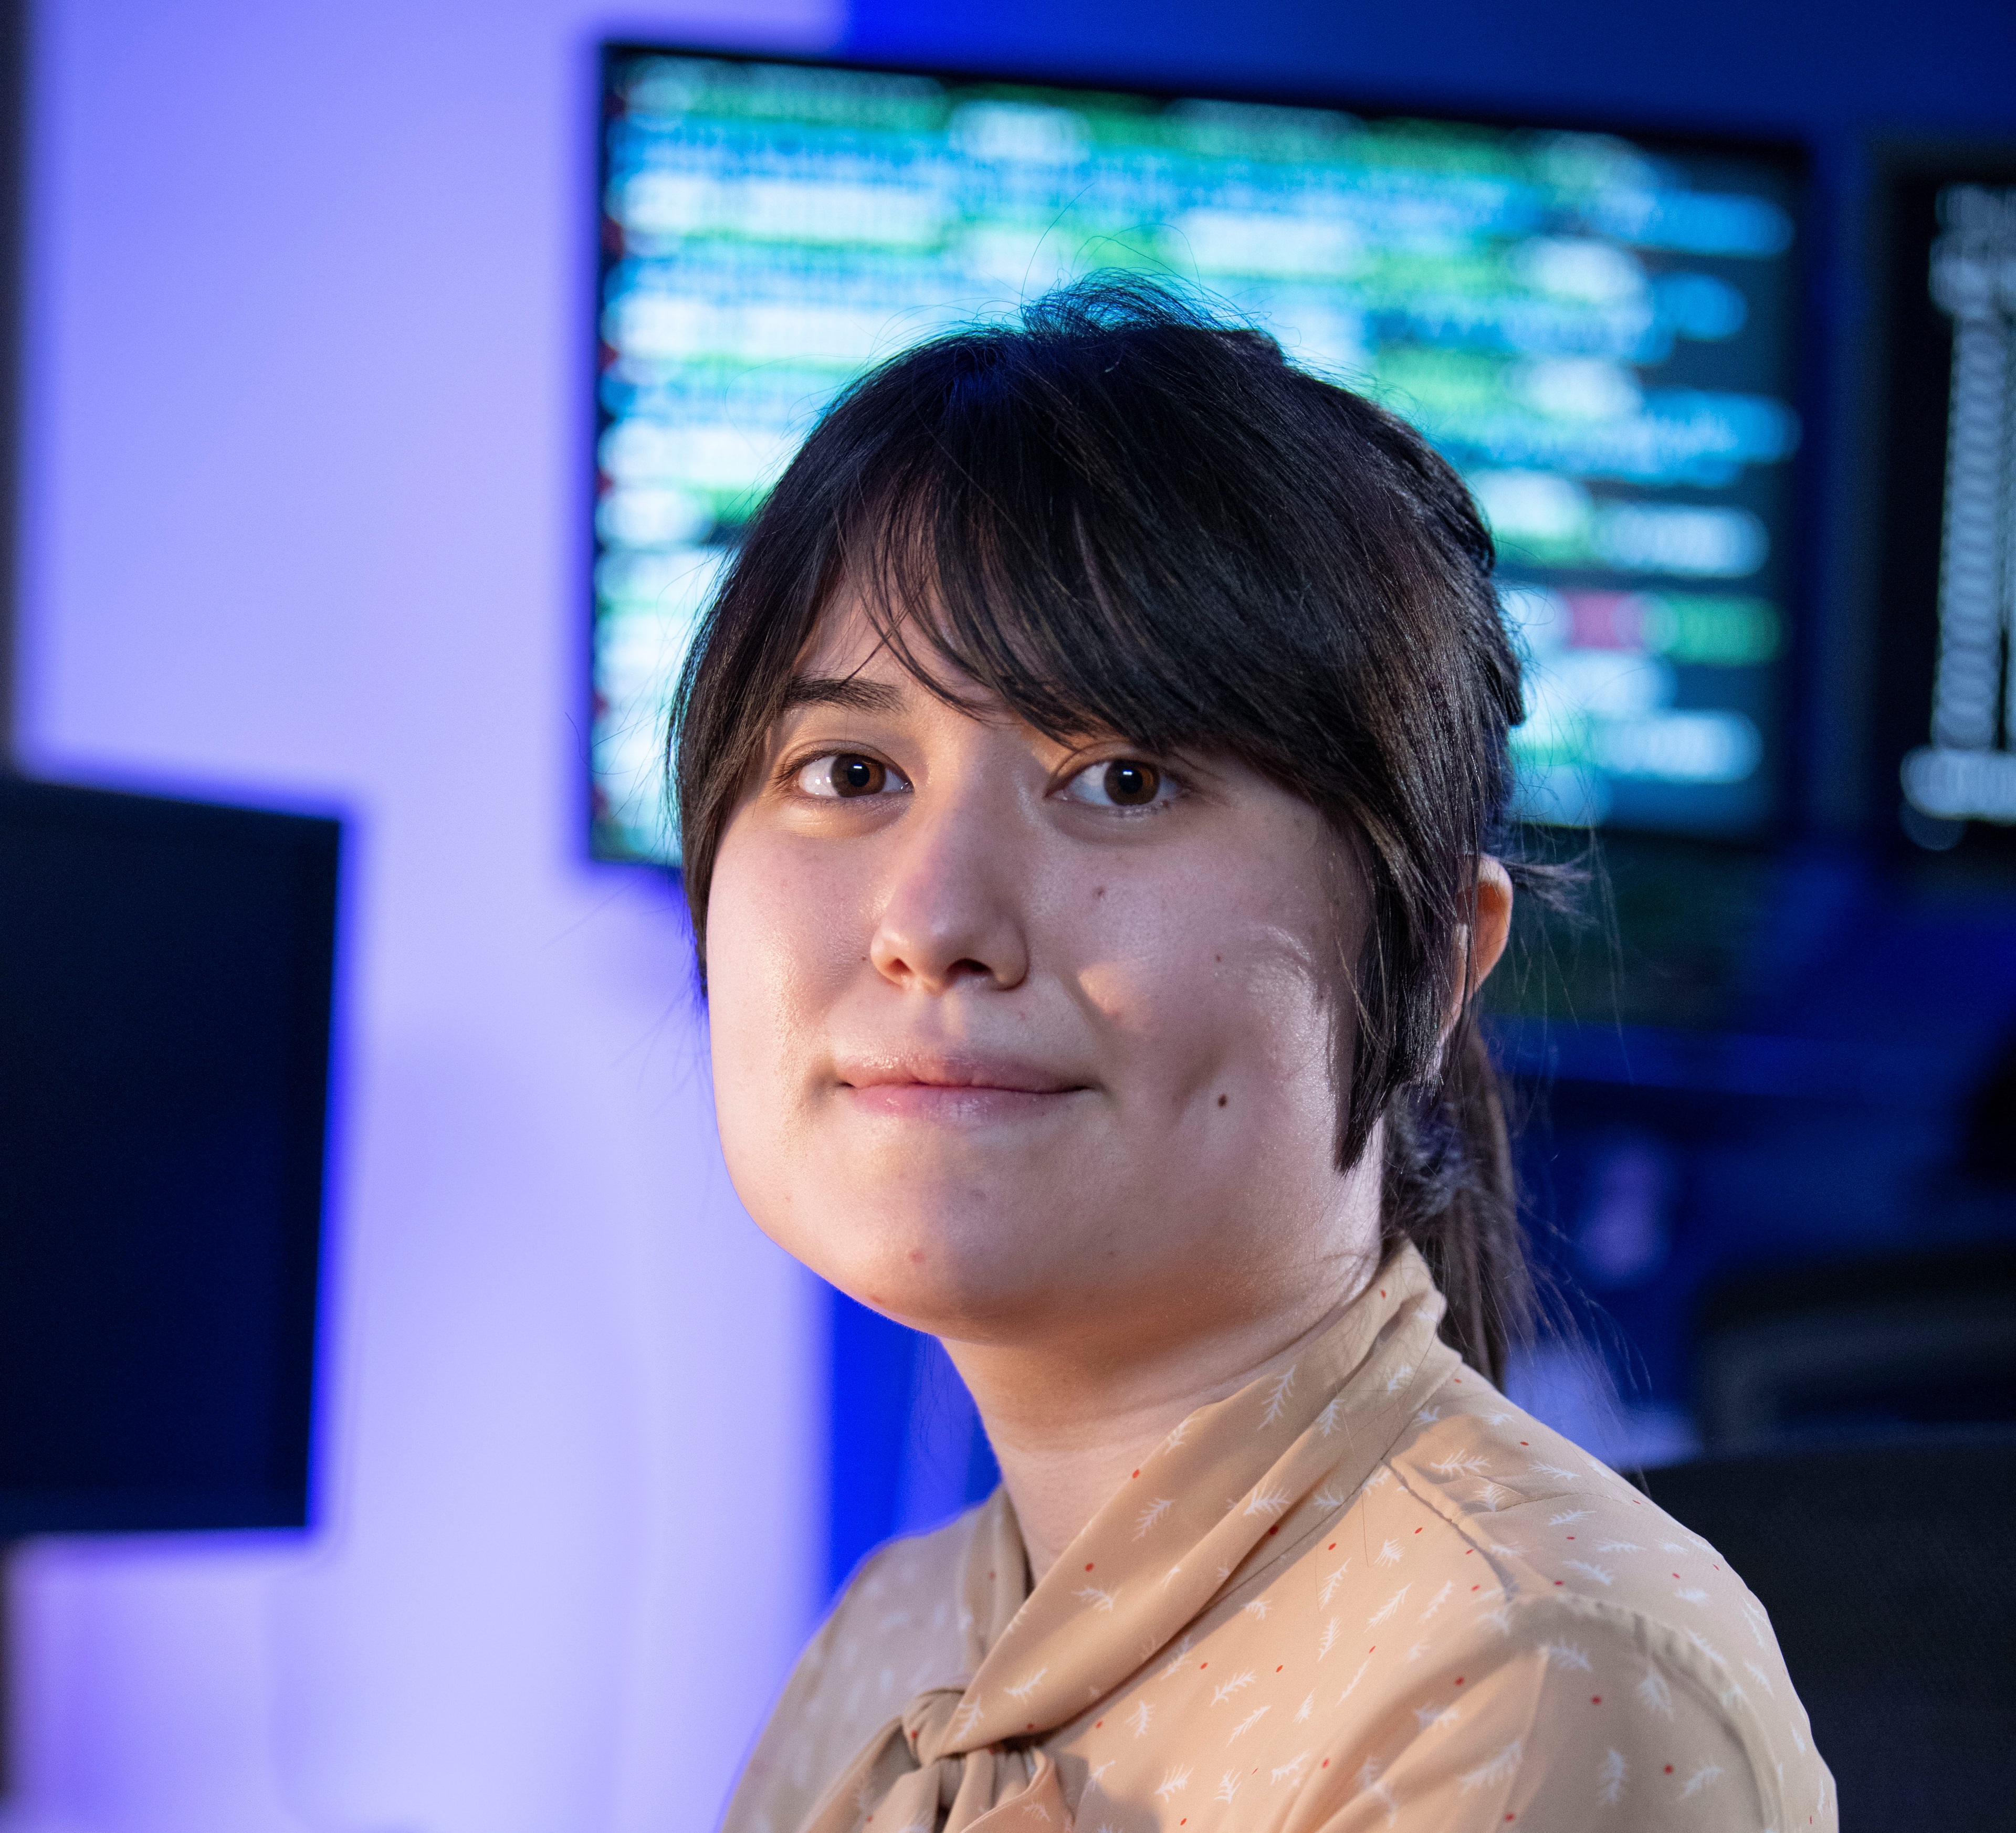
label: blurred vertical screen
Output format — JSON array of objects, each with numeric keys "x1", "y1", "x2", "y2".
[
  {"x1": 0, "y1": 779, "x2": 336, "y2": 1533},
  {"x1": 1876, "y1": 152, "x2": 2016, "y2": 855},
  {"x1": 591, "y1": 45, "x2": 1803, "y2": 863}
]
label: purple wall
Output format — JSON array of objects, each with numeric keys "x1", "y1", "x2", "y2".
[{"x1": 7, "y1": 2, "x2": 838, "y2": 1826}]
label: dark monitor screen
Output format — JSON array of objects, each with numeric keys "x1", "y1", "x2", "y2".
[
  {"x1": 591, "y1": 46, "x2": 1805, "y2": 863},
  {"x1": 0, "y1": 778, "x2": 338, "y2": 1534}
]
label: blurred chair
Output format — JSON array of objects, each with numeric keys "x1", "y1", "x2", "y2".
[
  {"x1": 1692, "y1": 1247, "x2": 2016, "y2": 1446},
  {"x1": 1639, "y1": 1431, "x2": 2016, "y2": 1833}
]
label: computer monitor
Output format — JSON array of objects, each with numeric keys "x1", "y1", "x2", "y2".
[
  {"x1": 591, "y1": 46, "x2": 1804, "y2": 865},
  {"x1": 0, "y1": 778, "x2": 337, "y2": 1534}
]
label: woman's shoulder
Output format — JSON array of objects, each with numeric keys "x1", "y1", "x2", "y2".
[
  {"x1": 1381, "y1": 1368, "x2": 1772, "y2": 1650},
  {"x1": 831, "y1": 1503, "x2": 984, "y2": 1644},
  {"x1": 1308, "y1": 1367, "x2": 1836, "y2": 1828},
  {"x1": 721, "y1": 1505, "x2": 984, "y2": 1833},
  {"x1": 803, "y1": 1500, "x2": 985, "y2": 1706}
]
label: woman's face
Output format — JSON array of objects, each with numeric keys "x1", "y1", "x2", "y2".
[{"x1": 705, "y1": 595, "x2": 1384, "y2": 1356}]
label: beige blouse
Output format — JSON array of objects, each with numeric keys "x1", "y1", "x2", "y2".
[{"x1": 724, "y1": 1246, "x2": 1835, "y2": 1833}]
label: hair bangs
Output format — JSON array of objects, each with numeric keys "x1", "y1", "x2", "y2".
[
  {"x1": 831, "y1": 438, "x2": 1270, "y2": 770},
  {"x1": 823, "y1": 304, "x2": 1354, "y2": 802}
]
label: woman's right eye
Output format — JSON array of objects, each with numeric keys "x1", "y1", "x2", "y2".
[{"x1": 792, "y1": 753, "x2": 909, "y2": 800}]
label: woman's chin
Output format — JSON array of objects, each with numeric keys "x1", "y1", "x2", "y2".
[{"x1": 785, "y1": 1212, "x2": 1091, "y2": 1337}]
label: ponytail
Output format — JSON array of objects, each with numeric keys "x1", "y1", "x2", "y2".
[{"x1": 1380, "y1": 1021, "x2": 1531, "y2": 1387}]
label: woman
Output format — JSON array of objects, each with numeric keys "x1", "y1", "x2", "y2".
[{"x1": 677, "y1": 280, "x2": 1832, "y2": 1832}]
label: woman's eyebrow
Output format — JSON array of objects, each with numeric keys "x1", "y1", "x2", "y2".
[{"x1": 779, "y1": 675, "x2": 907, "y2": 714}]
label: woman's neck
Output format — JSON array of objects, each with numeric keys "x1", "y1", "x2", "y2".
[{"x1": 942, "y1": 1247, "x2": 1381, "y2": 1582}]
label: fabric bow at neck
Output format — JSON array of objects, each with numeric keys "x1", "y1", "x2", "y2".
[{"x1": 796, "y1": 1246, "x2": 1456, "y2": 1833}]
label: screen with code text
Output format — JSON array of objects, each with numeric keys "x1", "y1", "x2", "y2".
[{"x1": 593, "y1": 48, "x2": 1801, "y2": 863}]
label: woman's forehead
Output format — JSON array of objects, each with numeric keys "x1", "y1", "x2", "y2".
[
  {"x1": 793, "y1": 586, "x2": 1024, "y2": 728},
  {"x1": 797, "y1": 586, "x2": 915, "y2": 678},
  {"x1": 792, "y1": 568, "x2": 1263, "y2": 762}
]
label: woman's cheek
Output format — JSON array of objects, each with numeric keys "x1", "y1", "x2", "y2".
[
  {"x1": 706, "y1": 872, "x2": 803, "y2": 1194},
  {"x1": 1075, "y1": 939, "x2": 1250, "y2": 1116}
]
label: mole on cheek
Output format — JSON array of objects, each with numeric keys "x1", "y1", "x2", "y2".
[{"x1": 1217, "y1": 1094, "x2": 1229, "y2": 1108}]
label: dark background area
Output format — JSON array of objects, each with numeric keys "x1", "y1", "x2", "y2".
[{"x1": 823, "y1": 0, "x2": 2016, "y2": 1586}]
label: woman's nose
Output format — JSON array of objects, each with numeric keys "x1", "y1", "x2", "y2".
[{"x1": 867, "y1": 785, "x2": 1031, "y2": 995}]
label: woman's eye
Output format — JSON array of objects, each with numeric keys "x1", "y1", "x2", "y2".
[
  {"x1": 793, "y1": 753, "x2": 907, "y2": 799},
  {"x1": 1060, "y1": 758, "x2": 1171, "y2": 810}
]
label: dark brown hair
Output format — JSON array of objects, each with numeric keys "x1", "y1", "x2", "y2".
[{"x1": 672, "y1": 277, "x2": 1550, "y2": 1383}]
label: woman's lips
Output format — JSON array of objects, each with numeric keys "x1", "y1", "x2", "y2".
[
  {"x1": 835, "y1": 1054, "x2": 1087, "y2": 1122},
  {"x1": 844, "y1": 1083, "x2": 1079, "y2": 1121}
]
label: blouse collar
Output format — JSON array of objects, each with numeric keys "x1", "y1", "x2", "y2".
[
  {"x1": 949, "y1": 1239, "x2": 1456, "y2": 1751},
  {"x1": 793, "y1": 1242, "x2": 1458, "y2": 1833}
]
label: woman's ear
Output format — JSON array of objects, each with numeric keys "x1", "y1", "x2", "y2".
[{"x1": 1450, "y1": 856, "x2": 1514, "y2": 1021}]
